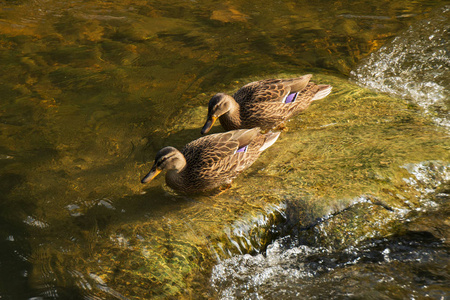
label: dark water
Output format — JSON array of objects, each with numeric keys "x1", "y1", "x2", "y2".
[{"x1": 0, "y1": 0, "x2": 449, "y2": 299}]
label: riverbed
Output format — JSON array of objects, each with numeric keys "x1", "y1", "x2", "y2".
[{"x1": 0, "y1": 1, "x2": 448, "y2": 299}]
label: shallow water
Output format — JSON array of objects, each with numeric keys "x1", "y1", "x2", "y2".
[
  {"x1": 0, "y1": 1, "x2": 449, "y2": 299},
  {"x1": 212, "y1": 165, "x2": 450, "y2": 299}
]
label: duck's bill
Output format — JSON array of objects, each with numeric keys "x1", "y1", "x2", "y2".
[
  {"x1": 201, "y1": 116, "x2": 217, "y2": 134},
  {"x1": 141, "y1": 166, "x2": 161, "y2": 184}
]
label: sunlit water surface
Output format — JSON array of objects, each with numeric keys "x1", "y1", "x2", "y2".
[{"x1": 0, "y1": 0, "x2": 449, "y2": 299}]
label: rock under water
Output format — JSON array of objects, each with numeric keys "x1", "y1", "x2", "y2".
[{"x1": 211, "y1": 161, "x2": 450, "y2": 299}]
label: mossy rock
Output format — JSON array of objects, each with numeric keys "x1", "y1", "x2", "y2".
[{"x1": 19, "y1": 73, "x2": 449, "y2": 299}]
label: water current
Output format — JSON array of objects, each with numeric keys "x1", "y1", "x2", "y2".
[{"x1": 0, "y1": 1, "x2": 448, "y2": 299}]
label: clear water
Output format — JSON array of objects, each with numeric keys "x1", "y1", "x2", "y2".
[{"x1": 0, "y1": 1, "x2": 449, "y2": 299}]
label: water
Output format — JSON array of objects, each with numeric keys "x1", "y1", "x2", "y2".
[
  {"x1": 0, "y1": 1, "x2": 449, "y2": 299},
  {"x1": 350, "y1": 5, "x2": 450, "y2": 129},
  {"x1": 211, "y1": 162, "x2": 450, "y2": 299}
]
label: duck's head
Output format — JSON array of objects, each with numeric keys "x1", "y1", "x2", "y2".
[
  {"x1": 141, "y1": 147, "x2": 185, "y2": 184},
  {"x1": 201, "y1": 93, "x2": 233, "y2": 134}
]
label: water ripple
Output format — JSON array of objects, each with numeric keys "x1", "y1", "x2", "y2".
[{"x1": 350, "y1": 5, "x2": 450, "y2": 129}]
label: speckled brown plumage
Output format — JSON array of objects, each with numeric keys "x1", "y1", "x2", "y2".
[
  {"x1": 201, "y1": 75, "x2": 332, "y2": 134},
  {"x1": 141, "y1": 128, "x2": 280, "y2": 194}
]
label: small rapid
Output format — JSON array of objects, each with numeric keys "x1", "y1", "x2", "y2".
[
  {"x1": 212, "y1": 230, "x2": 448, "y2": 299},
  {"x1": 350, "y1": 5, "x2": 450, "y2": 129},
  {"x1": 211, "y1": 162, "x2": 450, "y2": 299}
]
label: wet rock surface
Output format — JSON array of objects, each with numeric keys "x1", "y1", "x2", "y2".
[{"x1": 212, "y1": 169, "x2": 450, "y2": 299}]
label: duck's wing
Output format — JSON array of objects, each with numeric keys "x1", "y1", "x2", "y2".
[
  {"x1": 182, "y1": 128, "x2": 262, "y2": 179},
  {"x1": 234, "y1": 75, "x2": 312, "y2": 105}
]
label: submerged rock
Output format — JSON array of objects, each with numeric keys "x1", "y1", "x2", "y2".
[
  {"x1": 211, "y1": 163, "x2": 450, "y2": 299},
  {"x1": 0, "y1": 66, "x2": 445, "y2": 299},
  {"x1": 0, "y1": 0, "x2": 449, "y2": 298},
  {"x1": 6, "y1": 72, "x2": 447, "y2": 299}
]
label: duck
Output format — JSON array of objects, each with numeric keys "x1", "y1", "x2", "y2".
[
  {"x1": 141, "y1": 128, "x2": 280, "y2": 194},
  {"x1": 201, "y1": 74, "x2": 332, "y2": 134}
]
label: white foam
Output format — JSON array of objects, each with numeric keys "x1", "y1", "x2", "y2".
[{"x1": 350, "y1": 5, "x2": 450, "y2": 129}]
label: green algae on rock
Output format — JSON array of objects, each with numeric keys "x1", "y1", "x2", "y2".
[{"x1": 211, "y1": 164, "x2": 450, "y2": 299}]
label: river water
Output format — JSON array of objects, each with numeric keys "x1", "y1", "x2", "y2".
[{"x1": 0, "y1": 1, "x2": 449, "y2": 299}]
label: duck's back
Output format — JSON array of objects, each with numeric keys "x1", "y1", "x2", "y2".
[
  {"x1": 178, "y1": 130, "x2": 267, "y2": 193},
  {"x1": 231, "y1": 77, "x2": 330, "y2": 129}
]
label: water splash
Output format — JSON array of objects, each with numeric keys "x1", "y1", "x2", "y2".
[
  {"x1": 350, "y1": 6, "x2": 450, "y2": 129},
  {"x1": 211, "y1": 201, "x2": 287, "y2": 258},
  {"x1": 211, "y1": 230, "x2": 448, "y2": 299},
  {"x1": 23, "y1": 216, "x2": 49, "y2": 228},
  {"x1": 211, "y1": 161, "x2": 450, "y2": 299},
  {"x1": 402, "y1": 161, "x2": 450, "y2": 204}
]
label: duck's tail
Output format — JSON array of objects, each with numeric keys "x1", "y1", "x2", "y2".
[
  {"x1": 259, "y1": 131, "x2": 281, "y2": 152},
  {"x1": 312, "y1": 84, "x2": 332, "y2": 100}
]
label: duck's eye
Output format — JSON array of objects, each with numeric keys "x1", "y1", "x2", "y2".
[{"x1": 156, "y1": 157, "x2": 167, "y2": 167}]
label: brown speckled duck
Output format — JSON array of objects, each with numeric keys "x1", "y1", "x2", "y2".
[
  {"x1": 201, "y1": 74, "x2": 332, "y2": 134},
  {"x1": 141, "y1": 128, "x2": 280, "y2": 194}
]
